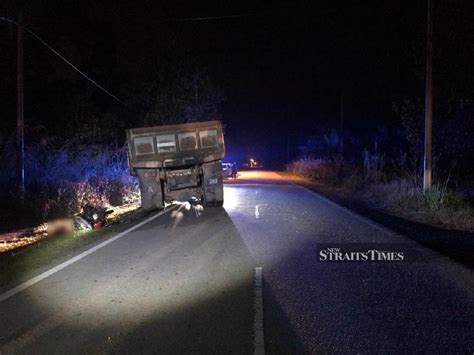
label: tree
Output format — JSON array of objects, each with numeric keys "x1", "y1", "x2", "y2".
[{"x1": 144, "y1": 71, "x2": 224, "y2": 126}]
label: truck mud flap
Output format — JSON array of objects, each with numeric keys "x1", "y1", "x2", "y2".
[
  {"x1": 202, "y1": 161, "x2": 224, "y2": 207},
  {"x1": 137, "y1": 169, "x2": 164, "y2": 211}
]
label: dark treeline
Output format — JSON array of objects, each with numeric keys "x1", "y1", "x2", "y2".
[
  {"x1": 0, "y1": 0, "x2": 225, "y2": 147},
  {"x1": 0, "y1": 0, "x2": 473, "y2": 179}
]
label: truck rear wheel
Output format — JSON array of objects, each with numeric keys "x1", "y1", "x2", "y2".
[
  {"x1": 213, "y1": 200, "x2": 224, "y2": 207},
  {"x1": 203, "y1": 196, "x2": 223, "y2": 207}
]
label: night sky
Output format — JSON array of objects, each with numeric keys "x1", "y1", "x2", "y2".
[{"x1": 1, "y1": 0, "x2": 473, "y2": 165}]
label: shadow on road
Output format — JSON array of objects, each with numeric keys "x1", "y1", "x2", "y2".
[
  {"x1": 328, "y1": 197, "x2": 474, "y2": 269},
  {"x1": 0, "y1": 207, "x2": 306, "y2": 354},
  {"x1": 261, "y1": 238, "x2": 474, "y2": 353},
  {"x1": 263, "y1": 279, "x2": 308, "y2": 355}
]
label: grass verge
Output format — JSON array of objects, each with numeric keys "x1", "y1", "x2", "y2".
[{"x1": 0, "y1": 207, "x2": 152, "y2": 291}]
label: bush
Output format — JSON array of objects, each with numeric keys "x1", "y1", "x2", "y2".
[
  {"x1": 370, "y1": 178, "x2": 473, "y2": 230},
  {"x1": 288, "y1": 157, "x2": 474, "y2": 231},
  {"x1": 287, "y1": 158, "x2": 357, "y2": 187},
  {"x1": 0, "y1": 140, "x2": 139, "y2": 231}
]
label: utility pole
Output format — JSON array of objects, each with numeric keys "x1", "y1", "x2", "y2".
[
  {"x1": 17, "y1": 12, "x2": 25, "y2": 198},
  {"x1": 423, "y1": 0, "x2": 433, "y2": 191}
]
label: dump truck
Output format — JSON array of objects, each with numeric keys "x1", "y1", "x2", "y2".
[{"x1": 126, "y1": 120, "x2": 225, "y2": 211}]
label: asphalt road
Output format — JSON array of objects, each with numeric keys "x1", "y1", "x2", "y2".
[{"x1": 1, "y1": 171, "x2": 473, "y2": 354}]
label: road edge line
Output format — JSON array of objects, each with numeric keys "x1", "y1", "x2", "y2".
[
  {"x1": 280, "y1": 173, "x2": 399, "y2": 238},
  {"x1": 254, "y1": 266, "x2": 265, "y2": 355},
  {"x1": 0, "y1": 207, "x2": 174, "y2": 303}
]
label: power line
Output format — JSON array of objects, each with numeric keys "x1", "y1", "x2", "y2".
[
  {"x1": 168, "y1": 13, "x2": 252, "y2": 22},
  {"x1": 0, "y1": 16, "x2": 124, "y2": 105},
  {"x1": 0, "y1": 12, "x2": 252, "y2": 106}
]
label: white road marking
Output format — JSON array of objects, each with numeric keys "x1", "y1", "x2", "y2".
[
  {"x1": 254, "y1": 266, "x2": 265, "y2": 355},
  {"x1": 255, "y1": 205, "x2": 260, "y2": 219},
  {"x1": 0, "y1": 207, "x2": 175, "y2": 303}
]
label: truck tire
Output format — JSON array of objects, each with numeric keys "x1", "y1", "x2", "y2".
[
  {"x1": 204, "y1": 196, "x2": 224, "y2": 207},
  {"x1": 202, "y1": 161, "x2": 224, "y2": 207},
  {"x1": 212, "y1": 199, "x2": 224, "y2": 207},
  {"x1": 137, "y1": 169, "x2": 164, "y2": 211}
]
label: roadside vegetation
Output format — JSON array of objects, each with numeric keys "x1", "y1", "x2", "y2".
[
  {"x1": 288, "y1": 71, "x2": 474, "y2": 233},
  {"x1": 288, "y1": 156, "x2": 474, "y2": 232},
  {"x1": 0, "y1": 136, "x2": 139, "y2": 233}
]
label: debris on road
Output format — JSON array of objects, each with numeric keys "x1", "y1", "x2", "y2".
[
  {"x1": 74, "y1": 205, "x2": 114, "y2": 230},
  {"x1": 170, "y1": 198, "x2": 204, "y2": 230}
]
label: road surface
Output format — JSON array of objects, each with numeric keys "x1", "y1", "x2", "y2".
[{"x1": 1, "y1": 171, "x2": 473, "y2": 353}]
